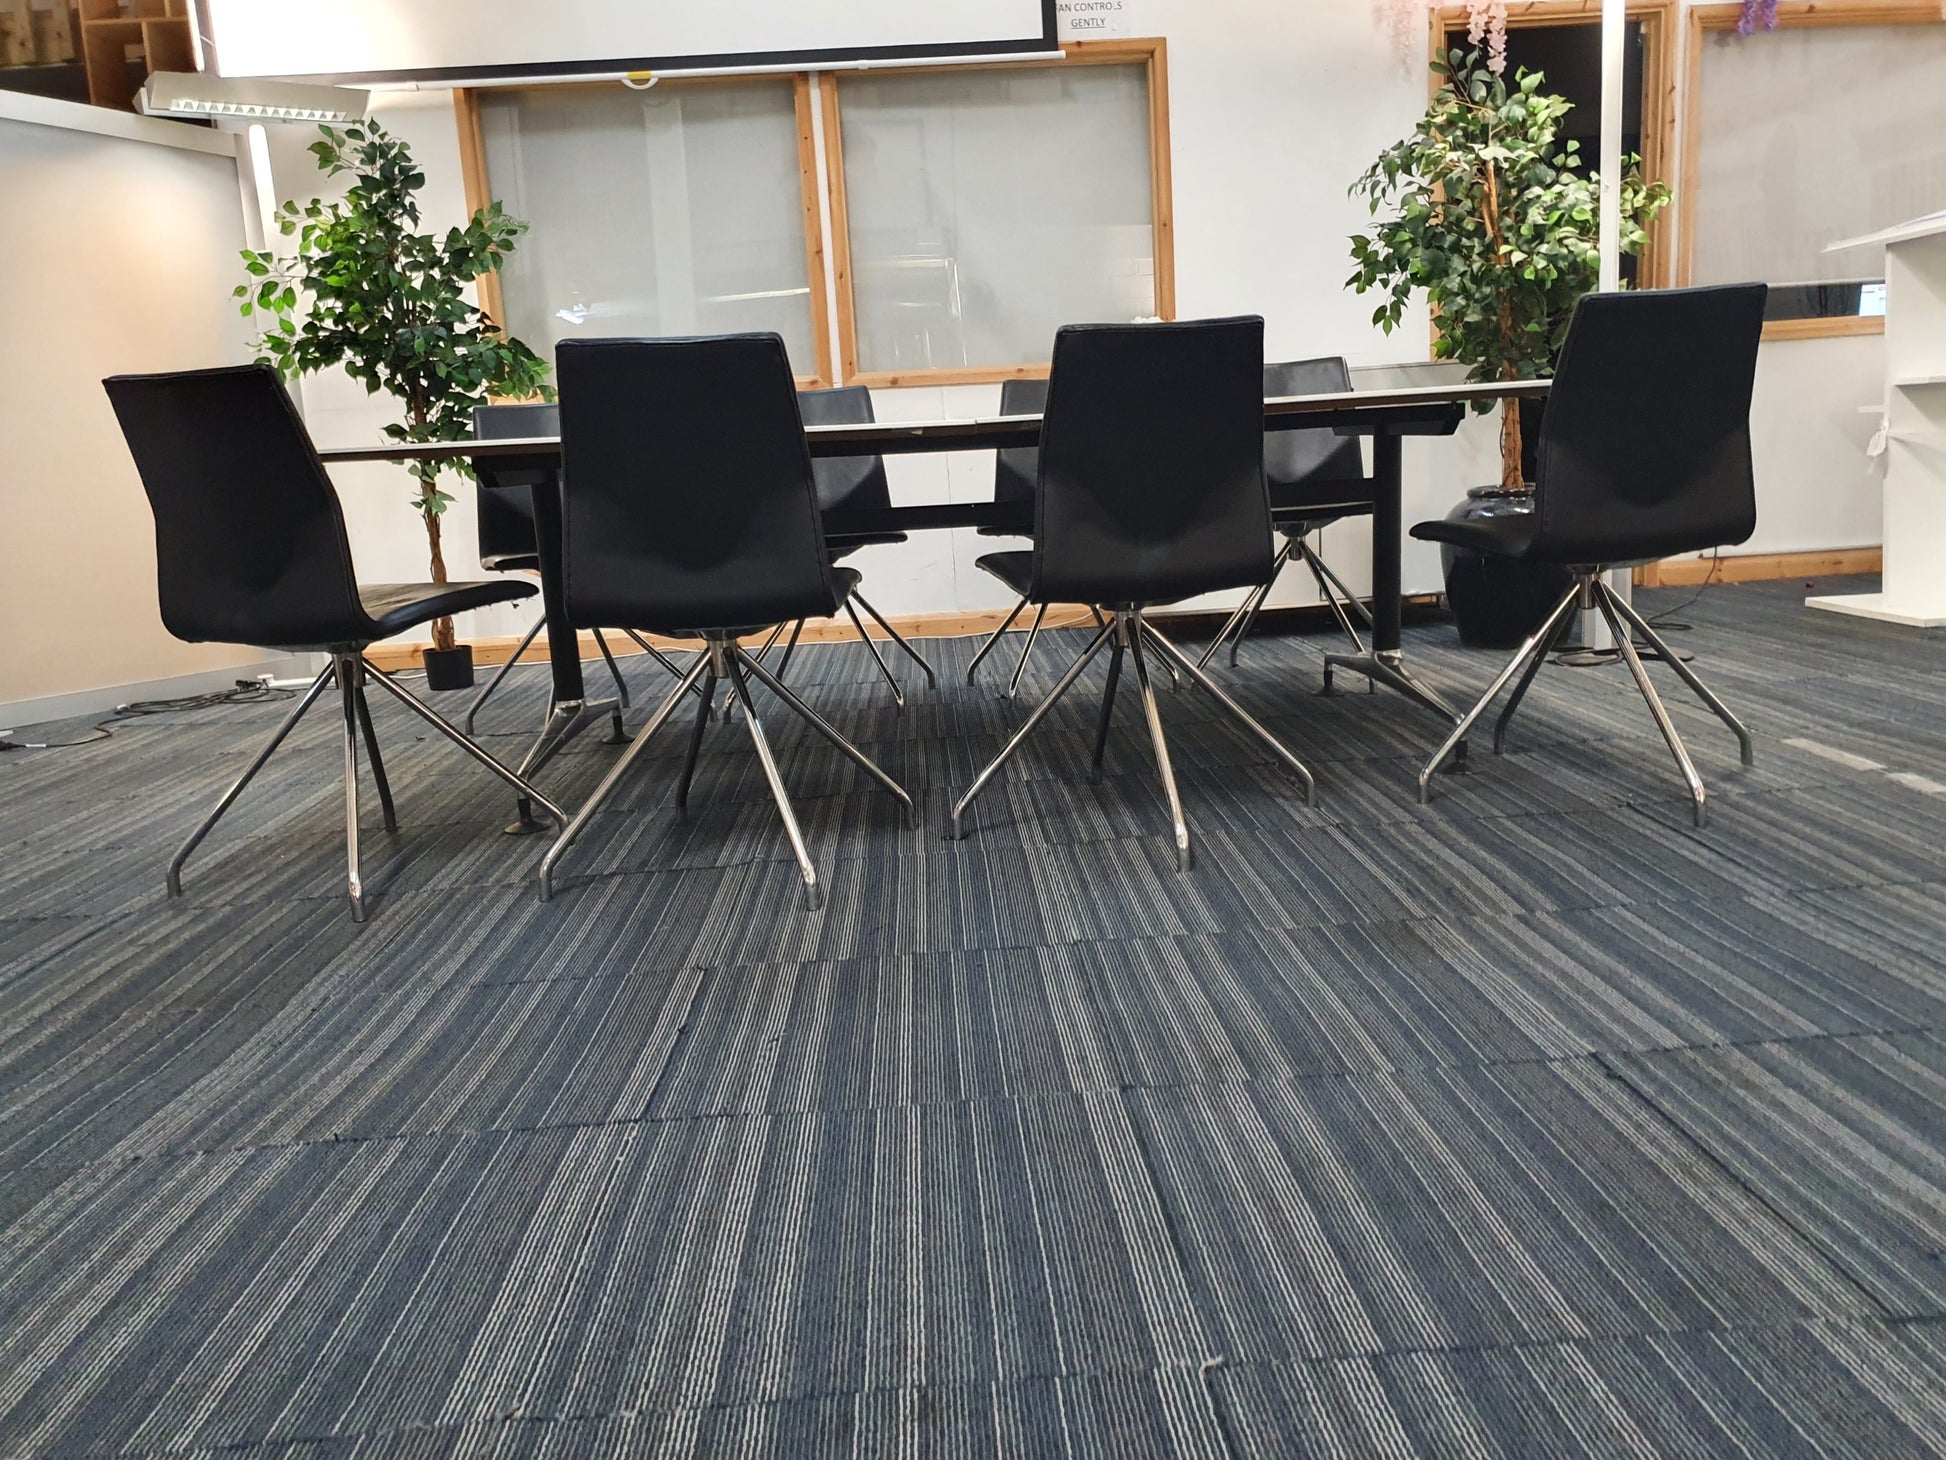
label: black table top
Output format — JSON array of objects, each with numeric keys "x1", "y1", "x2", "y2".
[{"x1": 312, "y1": 378, "x2": 1551, "y2": 466}]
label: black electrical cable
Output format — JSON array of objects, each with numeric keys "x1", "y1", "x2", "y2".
[
  {"x1": 1549, "y1": 556, "x2": 1721, "y2": 666},
  {"x1": 0, "y1": 681, "x2": 297, "y2": 753},
  {"x1": 1639, "y1": 553, "x2": 1724, "y2": 634}
]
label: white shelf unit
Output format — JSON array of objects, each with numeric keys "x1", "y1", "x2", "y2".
[{"x1": 1808, "y1": 216, "x2": 1946, "y2": 629}]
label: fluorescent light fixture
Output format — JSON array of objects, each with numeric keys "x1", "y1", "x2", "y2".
[{"x1": 136, "y1": 72, "x2": 370, "y2": 123}]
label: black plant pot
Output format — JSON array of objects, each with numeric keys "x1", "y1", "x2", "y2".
[
  {"x1": 1438, "y1": 487, "x2": 1575, "y2": 650},
  {"x1": 421, "y1": 645, "x2": 475, "y2": 692}
]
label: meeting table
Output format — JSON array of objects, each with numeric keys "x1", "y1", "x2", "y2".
[{"x1": 316, "y1": 376, "x2": 1551, "y2": 796}]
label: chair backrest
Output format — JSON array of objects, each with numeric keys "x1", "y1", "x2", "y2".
[
  {"x1": 995, "y1": 376, "x2": 1050, "y2": 509},
  {"x1": 103, "y1": 364, "x2": 367, "y2": 649},
  {"x1": 1533, "y1": 283, "x2": 1768, "y2": 564},
  {"x1": 472, "y1": 401, "x2": 557, "y2": 569},
  {"x1": 1261, "y1": 357, "x2": 1368, "y2": 513},
  {"x1": 795, "y1": 385, "x2": 892, "y2": 514},
  {"x1": 1033, "y1": 317, "x2": 1272, "y2": 606},
  {"x1": 556, "y1": 334, "x2": 841, "y2": 633}
]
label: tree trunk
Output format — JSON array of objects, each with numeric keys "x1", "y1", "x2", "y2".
[
  {"x1": 1499, "y1": 395, "x2": 1524, "y2": 489},
  {"x1": 418, "y1": 465, "x2": 454, "y2": 653}
]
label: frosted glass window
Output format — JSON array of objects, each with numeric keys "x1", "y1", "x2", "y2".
[
  {"x1": 1690, "y1": 23, "x2": 1946, "y2": 321},
  {"x1": 477, "y1": 82, "x2": 818, "y2": 374},
  {"x1": 836, "y1": 63, "x2": 1155, "y2": 373}
]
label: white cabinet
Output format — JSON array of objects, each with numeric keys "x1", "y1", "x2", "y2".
[{"x1": 1808, "y1": 212, "x2": 1946, "y2": 628}]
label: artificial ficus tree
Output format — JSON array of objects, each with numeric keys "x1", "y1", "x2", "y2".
[
  {"x1": 1347, "y1": 50, "x2": 1670, "y2": 487},
  {"x1": 238, "y1": 120, "x2": 551, "y2": 653}
]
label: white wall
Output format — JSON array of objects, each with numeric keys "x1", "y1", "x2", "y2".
[
  {"x1": 0, "y1": 95, "x2": 303, "y2": 728},
  {"x1": 259, "y1": 0, "x2": 1883, "y2": 648}
]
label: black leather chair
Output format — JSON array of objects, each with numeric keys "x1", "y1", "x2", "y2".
[
  {"x1": 949, "y1": 318, "x2": 1318, "y2": 868},
  {"x1": 1198, "y1": 358, "x2": 1375, "y2": 669},
  {"x1": 538, "y1": 336, "x2": 916, "y2": 908},
  {"x1": 1411, "y1": 284, "x2": 1767, "y2": 825},
  {"x1": 763, "y1": 385, "x2": 936, "y2": 708},
  {"x1": 103, "y1": 364, "x2": 563, "y2": 921},
  {"x1": 465, "y1": 401, "x2": 696, "y2": 734}
]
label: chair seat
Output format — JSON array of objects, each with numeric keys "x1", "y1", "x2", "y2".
[
  {"x1": 975, "y1": 510, "x2": 1035, "y2": 539},
  {"x1": 482, "y1": 551, "x2": 541, "y2": 574},
  {"x1": 1274, "y1": 501, "x2": 1370, "y2": 536},
  {"x1": 828, "y1": 532, "x2": 908, "y2": 562},
  {"x1": 1409, "y1": 512, "x2": 1542, "y2": 561},
  {"x1": 358, "y1": 579, "x2": 537, "y2": 640},
  {"x1": 974, "y1": 550, "x2": 1033, "y2": 596},
  {"x1": 631, "y1": 567, "x2": 862, "y2": 640}
]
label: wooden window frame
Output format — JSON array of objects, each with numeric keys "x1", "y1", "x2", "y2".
[
  {"x1": 821, "y1": 37, "x2": 1176, "y2": 389},
  {"x1": 455, "y1": 74, "x2": 834, "y2": 388},
  {"x1": 1428, "y1": 0, "x2": 1680, "y2": 292},
  {"x1": 1679, "y1": 0, "x2": 1942, "y2": 343}
]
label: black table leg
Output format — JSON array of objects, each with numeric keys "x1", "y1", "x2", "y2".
[
  {"x1": 505, "y1": 477, "x2": 626, "y2": 833},
  {"x1": 1321, "y1": 428, "x2": 1461, "y2": 728}
]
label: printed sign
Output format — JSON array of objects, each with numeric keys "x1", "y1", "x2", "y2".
[{"x1": 1056, "y1": 0, "x2": 1128, "y2": 38}]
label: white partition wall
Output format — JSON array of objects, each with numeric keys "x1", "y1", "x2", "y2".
[{"x1": 0, "y1": 95, "x2": 288, "y2": 727}]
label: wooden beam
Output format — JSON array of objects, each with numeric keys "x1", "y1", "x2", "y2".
[
  {"x1": 793, "y1": 74, "x2": 834, "y2": 389},
  {"x1": 1643, "y1": 547, "x2": 1882, "y2": 586},
  {"x1": 819, "y1": 76, "x2": 859, "y2": 387}
]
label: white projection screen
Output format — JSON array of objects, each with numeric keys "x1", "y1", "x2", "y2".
[{"x1": 201, "y1": 0, "x2": 1058, "y2": 84}]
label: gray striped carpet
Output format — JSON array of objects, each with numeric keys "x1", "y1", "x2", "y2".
[{"x1": 2, "y1": 575, "x2": 1943, "y2": 1458}]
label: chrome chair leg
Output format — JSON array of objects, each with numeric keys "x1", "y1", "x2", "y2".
[
  {"x1": 1596, "y1": 590, "x2": 1710, "y2": 828},
  {"x1": 1418, "y1": 578, "x2": 1585, "y2": 805},
  {"x1": 735, "y1": 648, "x2": 916, "y2": 822},
  {"x1": 1297, "y1": 540, "x2": 1367, "y2": 656},
  {"x1": 1141, "y1": 619, "x2": 1318, "y2": 806},
  {"x1": 772, "y1": 619, "x2": 806, "y2": 685},
  {"x1": 1492, "y1": 588, "x2": 1583, "y2": 754},
  {"x1": 1603, "y1": 583, "x2": 1755, "y2": 766},
  {"x1": 723, "y1": 648, "x2": 823, "y2": 911},
  {"x1": 1008, "y1": 603, "x2": 1049, "y2": 700},
  {"x1": 753, "y1": 621, "x2": 790, "y2": 663},
  {"x1": 167, "y1": 663, "x2": 334, "y2": 899},
  {"x1": 621, "y1": 629, "x2": 712, "y2": 710},
  {"x1": 675, "y1": 667, "x2": 717, "y2": 815},
  {"x1": 1126, "y1": 616, "x2": 1191, "y2": 870},
  {"x1": 967, "y1": 594, "x2": 1030, "y2": 685},
  {"x1": 844, "y1": 599, "x2": 905, "y2": 711},
  {"x1": 853, "y1": 592, "x2": 937, "y2": 689},
  {"x1": 951, "y1": 619, "x2": 1117, "y2": 840},
  {"x1": 1227, "y1": 580, "x2": 1275, "y2": 669},
  {"x1": 464, "y1": 615, "x2": 544, "y2": 733},
  {"x1": 1307, "y1": 542, "x2": 1375, "y2": 630},
  {"x1": 591, "y1": 629, "x2": 631, "y2": 709},
  {"x1": 361, "y1": 661, "x2": 566, "y2": 827},
  {"x1": 337, "y1": 655, "x2": 367, "y2": 921},
  {"x1": 1089, "y1": 631, "x2": 1125, "y2": 780},
  {"x1": 1198, "y1": 541, "x2": 1291, "y2": 671},
  {"x1": 538, "y1": 651, "x2": 713, "y2": 901},
  {"x1": 353, "y1": 679, "x2": 398, "y2": 833}
]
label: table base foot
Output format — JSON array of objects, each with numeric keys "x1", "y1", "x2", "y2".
[
  {"x1": 1322, "y1": 654, "x2": 1456, "y2": 719},
  {"x1": 518, "y1": 698, "x2": 625, "y2": 782}
]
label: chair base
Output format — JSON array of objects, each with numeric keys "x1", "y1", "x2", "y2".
[
  {"x1": 538, "y1": 635, "x2": 917, "y2": 908},
  {"x1": 950, "y1": 609, "x2": 1317, "y2": 869},
  {"x1": 167, "y1": 653, "x2": 565, "y2": 922},
  {"x1": 752, "y1": 590, "x2": 936, "y2": 713},
  {"x1": 1198, "y1": 531, "x2": 1373, "y2": 672},
  {"x1": 1418, "y1": 573, "x2": 1755, "y2": 826}
]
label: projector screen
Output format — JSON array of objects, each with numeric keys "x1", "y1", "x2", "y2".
[{"x1": 202, "y1": 0, "x2": 1059, "y2": 84}]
